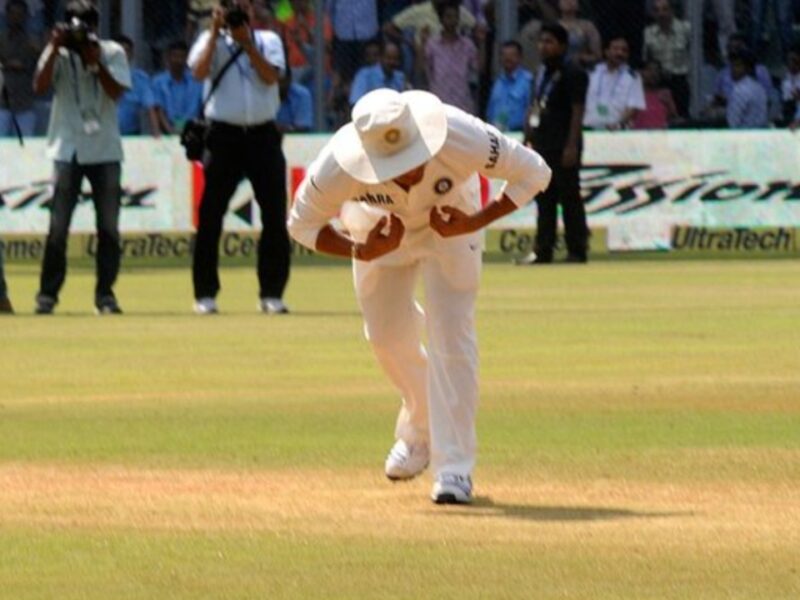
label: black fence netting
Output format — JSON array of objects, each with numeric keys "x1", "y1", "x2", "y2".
[{"x1": 0, "y1": 0, "x2": 798, "y2": 136}]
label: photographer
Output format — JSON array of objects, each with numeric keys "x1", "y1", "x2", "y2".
[
  {"x1": 0, "y1": 0, "x2": 40, "y2": 138},
  {"x1": 32, "y1": 0, "x2": 130, "y2": 315},
  {"x1": 188, "y1": 0, "x2": 290, "y2": 315}
]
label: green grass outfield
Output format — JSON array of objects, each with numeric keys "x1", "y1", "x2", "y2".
[{"x1": 1, "y1": 259, "x2": 799, "y2": 599}]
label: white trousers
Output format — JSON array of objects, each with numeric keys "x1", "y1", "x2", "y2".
[{"x1": 353, "y1": 229, "x2": 483, "y2": 478}]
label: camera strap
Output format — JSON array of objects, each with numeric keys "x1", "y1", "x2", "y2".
[
  {"x1": 199, "y1": 45, "x2": 245, "y2": 118},
  {"x1": 68, "y1": 52, "x2": 100, "y2": 116}
]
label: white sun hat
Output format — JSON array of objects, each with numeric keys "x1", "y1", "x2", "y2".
[{"x1": 331, "y1": 89, "x2": 448, "y2": 184}]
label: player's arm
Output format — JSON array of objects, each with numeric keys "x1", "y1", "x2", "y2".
[
  {"x1": 430, "y1": 195, "x2": 516, "y2": 238},
  {"x1": 289, "y1": 159, "x2": 406, "y2": 261},
  {"x1": 430, "y1": 114, "x2": 552, "y2": 238},
  {"x1": 315, "y1": 215, "x2": 405, "y2": 261}
]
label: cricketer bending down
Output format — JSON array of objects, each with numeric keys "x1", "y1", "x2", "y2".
[{"x1": 288, "y1": 89, "x2": 552, "y2": 504}]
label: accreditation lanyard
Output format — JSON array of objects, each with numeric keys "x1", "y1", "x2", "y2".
[
  {"x1": 69, "y1": 52, "x2": 102, "y2": 134},
  {"x1": 528, "y1": 66, "x2": 558, "y2": 129},
  {"x1": 69, "y1": 53, "x2": 100, "y2": 114},
  {"x1": 594, "y1": 67, "x2": 626, "y2": 116},
  {"x1": 533, "y1": 66, "x2": 557, "y2": 109}
]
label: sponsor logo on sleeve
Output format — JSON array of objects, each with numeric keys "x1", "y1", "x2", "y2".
[
  {"x1": 352, "y1": 192, "x2": 395, "y2": 206},
  {"x1": 484, "y1": 130, "x2": 500, "y2": 170}
]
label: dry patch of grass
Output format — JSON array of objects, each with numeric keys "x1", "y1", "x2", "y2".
[{"x1": 2, "y1": 462, "x2": 798, "y2": 553}]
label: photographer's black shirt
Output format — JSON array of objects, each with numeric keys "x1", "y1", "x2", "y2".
[{"x1": 527, "y1": 60, "x2": 588, "y2": 163}]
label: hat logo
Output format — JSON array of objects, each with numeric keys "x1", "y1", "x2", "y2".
[
  {"x1": 434, "y1": 177, "x2": 453, "y2": 195},
  {"x1": 384, "y1": 128, "x2": 401, "y2": 145}
]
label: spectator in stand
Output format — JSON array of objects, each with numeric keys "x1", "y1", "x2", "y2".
[
  {"x1": 0, "y1": 0, "x2": 44, "y2": 38},
  {"x1": 558, "y1": 0, "x2": 601, "y2": 69},
  {"x1": 152, "y1": 40, "x2": 203, "y2": 136},
  {"x1": 276, "y1": 68, "x2": 312, "y2": 133},
  {"x1": 421, "y1": 0, "x2": 479, "y2": 114},
  {"x1": 461, "y1": 0, "x2": 487, "y2": 24},
  {"x1": 642, "y1": 0, "x2": 690, "y2": 118},
  {"x1": 790, "y1": 104, "x2": 800, "y2": 130},
  {"x1": 327, "y1": 0, "x2": 380, "y2": 85},
  {"x1": 592, "y1": 0, "x2": 647, "y2": 67},
  {"x1": 384, "y1": 0, "x2": 476, "y2": 49},
  {"x1": 751, "y1": 0, "x2": 794, "y2": 60},
  {"x1": 284, "y1": 0, "x2": 332, "y2": 89},
  {"x1": 632, "y1": 59, "x2": 678, "y2": 129},
  {"x1": 362, "y1": 38, "x2": 381, "y2": 67},
  {"x1": 583, "y1": 36, "x2": 645, "y2": 130},
  {"x1": 727, "y1": 49, "x2": 768, "y2": 128},
  {"x1": 186, "y1": 0, "x2": 214, "y2": 43},
  {"x1": 517, "y1": 0, "x2": 558, "y2": 25},
  {"x1": 115, "y1": 35, "x2": 159, "y2": 136},
  {"x1": 520, "y1": 22, "x2": 588, "y2": 265},
  {"x1": 704, "y1": 0, "x2": 736, "y2": 61},
  {"x1": 707, "y1": 34, "x2": 775, "y2": 120},
  {"x1": 0, "y1": 0, "x2": 39, "y2": 137},
  {"x1": 486, "y1": 40, "x2": 532, "y2": 131},
  {"x1": 349, "y1": 40, "x2": 405, "y2": 106},
  {"x1": 781, "y1": 44, "x2": 800, "y2": 125}
]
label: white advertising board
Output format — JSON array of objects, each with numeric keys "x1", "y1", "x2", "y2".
[{"x1": 2, "y1": 131, "x2": 800, "y2": 251}]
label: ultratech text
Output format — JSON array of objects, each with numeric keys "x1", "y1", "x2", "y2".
[{"x1": 672, "y1": 227, "x2": 795, "y2": 252}]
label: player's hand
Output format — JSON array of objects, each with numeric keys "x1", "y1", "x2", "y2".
[
  {"x1": 430, "y1": 206, "x2": 475, "y2": 237},
  {"x1": 357, "y1": 214, "x2": 405, "y2": 260}
]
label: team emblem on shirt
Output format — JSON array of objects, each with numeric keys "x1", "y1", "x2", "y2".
[
  {"x1": 434, "y1": 177, "x2": 453, "y2": 195},
  {"x1": 384, "y1": 128, "x2": 401, "y2": 145}
]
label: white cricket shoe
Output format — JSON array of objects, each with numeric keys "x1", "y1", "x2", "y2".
[
  {"x1": 384, "y1": 439, "x2": 429, "y2": 481},
  {"x1": 193, "y1": 297, "x2": 218, "y2": 315},
  {"x1": 431, "y1": 473, "x2": 473, "y2": 505},
  {"x1": 259, "y1": 297, "x2": 290, "y2": 314}
]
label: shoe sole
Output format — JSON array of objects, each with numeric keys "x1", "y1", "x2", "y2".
[
  {"x1": 385, "y1": 460, "x2": 429, "y2": 482},
  {"x1": 433, "y1": 492, "x2": 471, "y2": 505}
]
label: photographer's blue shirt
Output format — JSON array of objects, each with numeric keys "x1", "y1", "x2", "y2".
[
  {"x1": 42, "y1": 40, "x2": 131, "y2": 164},
  {"x1": 188, "y1": 29, "x2": 285, "y2": 126}
]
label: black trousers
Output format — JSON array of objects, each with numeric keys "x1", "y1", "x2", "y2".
[
  {"x1": 534, "y1": 160, "x2": 588, "y2": 260},
  {"x1": 39, "y1": 159, "x2": 122, "y2": 302},
  {"x1": 193, "y1": 120, "x2": 290, "y2": 300},
  {"x1": 665, "y1": 73, "x2": 690, "y2": 119}
]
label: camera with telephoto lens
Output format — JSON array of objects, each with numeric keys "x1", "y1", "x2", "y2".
[
  {"x1": 220, "y1": 0, "x2": 249, "y2": 29},
  {"x1": 60, "y1": 16, "x2": 99, "y2": 52}
]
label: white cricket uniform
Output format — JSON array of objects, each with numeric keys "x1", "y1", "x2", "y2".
[{"x1": 289, "y1": 106, "x2": 551, "y2": 478}]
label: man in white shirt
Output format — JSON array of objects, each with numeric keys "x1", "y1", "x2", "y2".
[
  {"x1": 188, "y1": 0, "x2": 291, "y2": 315},
  {"x1": 583, "y1": 36, "x2": 645, "y2": 130},
  {"x1": 289, "y1": 89, "x2": 552, "y2": 504}
]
